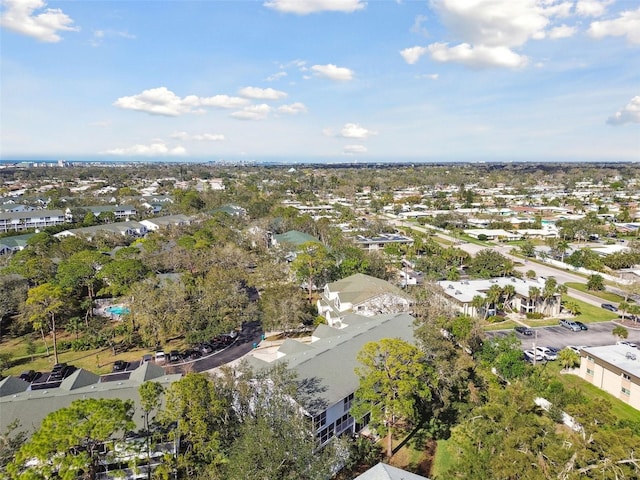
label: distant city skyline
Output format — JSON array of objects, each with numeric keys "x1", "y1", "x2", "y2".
[{"x1": 1, "y1": 0, "x2": 638, "y2": 162}]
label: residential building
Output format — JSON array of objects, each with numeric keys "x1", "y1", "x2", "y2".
[
  {"x1": 579, "y1": 344, "x2": 640, "y2": 410},
  {"x1": 438, "y1": 277, "x2": 562, "y2": 318},
  {"x1": 0, "y1": 209, "x2": 70, "y2": 233},
  {"x1": 270, "y1": 229, "x2": 319, "y2": 248},
  {"x1": 55, "y1": 221, "x2": 148, "y2": 241},
  {"x1": 140, "y1": 214, "x2": 192, "y2": 231},
  {"x1": 0, "y1": 233, "x2": 33, "y2": 255},
  {"x1": 354, "y1": 463, "x2": 430, "y2": 480},
  {"x1": 245, "y1": 312, "x2": 416, "y2": 447},
  {"x1": 317, "y1": 273, "x2": 412, "y2": 327},
  {"x1": 353, "y1": 233, "x2": 414, "y2": 252}
]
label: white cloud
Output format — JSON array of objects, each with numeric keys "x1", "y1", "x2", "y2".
[
  {"x1": 416, "y1": 73, "x2": 439, "y2": 80},
  {"x1": 277, "y1": 102, "x2": 307, "y2": 114},
  {"x1": 264, "y1": 0, "x2": 365, "y2": 15},
  {"x1": 90, "y1": 29, "x2": 136, "y2": 47},
  {"x1": 113, "y1": 87, "x2": 249, "y2": 116},
  {"x1": 400, "y1": 46, "x2": 429, "y2": 65},
  {"x1": 0, "y1": 0, "x2": 78, "y2": 42},
  {"x1": 607, "y1": 96, "x2": 640, "y2": 126},
  {"x1": 576, "y1": 0, "x2": 613, "y2": 18},
  {"x1": 419, "y1": 0, "x2": 576, "y2": 68},
  {"x1": 239, "y1": 86, "x2": 288, "y2": 100},
  {"x1": 231, "y1": 104, "x2": 272, "y2": 120},
  {"x1": 428, "y1": 43, "x2": 528, "y2": 69},
  {"x1": 266, "y1": 71, "x2": 288, "y2": 81},
  {"x1": 588, "y1": 7, "x2": 640, "y2": 44},
  {"x1": 102, "y1": 142, "x2": 187, "y2": 156},
  {"x1": 170, "y1": 132, "x2": 225, "y2": 141},
  {"x1": 311, "y1": 64, "x2": 354, "y2": 81},
  {"x1": 339, "y1": 123, "x2": 377, "y2": 139},
  {"x1": 88, "y1": 120, "x2": 110, "y2": 128},
  {"x1": 548, "y1": 24, "x2": 576, "y2": 39},
  {"x1": 343, "y1": 144, "x2": 367, "y2": 154},
  {"x1": 410, "y1": 14, "x2": 429, "y2": 36}
]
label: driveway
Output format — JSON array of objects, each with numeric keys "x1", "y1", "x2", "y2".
[
  {"x1": 487, "y1": 321, "x2": 640, "y2": 350},
  {"x1": 164, "y1": 321, "x2": 263, "y2": 374}
]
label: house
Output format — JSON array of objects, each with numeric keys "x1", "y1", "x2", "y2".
[
  {"x1": 464, "y1": 229, "x2": 520, "y2": 241},
  {"x1": 437, "y1": 277, "x2": 562, "y2": 318},
  {"x1": 354, "y1": 463, "x2": 430, "y2": 480},
  {"x1": 74, "y1": 205, "x2": 137, "y2": 220},
  {"x1": 353, "y1": 233, "x2": 414, "y2": 252},
  {"x1": 245, "y1": 312, "x2": 416, "y2": 447},
  {"x1": 0, "y1": 209, "x2": 70, "y2": 233},
  {"x1": 317, "y1": 273, "x2": 412, "y2": 326},
  {"x1": 270, "y1": 230, "x2": 319, "y2": 248},
  {"x1": 0, "y1": 362, "x2": 182, "y2": 433},
  {"x1": 140, "y1": 214, "x2": 191, "y2": 231},
  {"x1": 579, "y1": 344, "x2": 640, "y2": 410},
  {"x1": 0, "y1": 233, "x2": 34, "y2": 255},
  {"x1": 55, "y1": 221, "x2": 148, "y2": 241}
]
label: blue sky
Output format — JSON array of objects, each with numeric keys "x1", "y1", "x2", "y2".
[{"x1": 1, "y1": 0, "x2": 638, "y2": 162}]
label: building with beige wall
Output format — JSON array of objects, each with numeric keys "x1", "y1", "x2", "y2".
[{"x1": 580, "y1": 344, "x2": 640, "y2": 411}]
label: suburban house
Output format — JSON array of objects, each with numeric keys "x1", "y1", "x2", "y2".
[
  {"x1": 245, "y1": 312, "x2": 417, "y2": 447},
  {"x1": 437, "y1": 277, "x2": 562, "y2": 318},
  {"x1": 317, "y1": 273, "x2": 412, "y2": 327},
  {"x1": 139, "y1": 214, "x2": 192, "y2": 231},
  {"x1": 354, "y1": 463, "x2": 430, "y2": 480},
  {"x1": 269, "y1": 229, "x2": 319, "y2": 248},
  {"x1": 72, "y1": 205, "x2": 138, "y2": 220},
  {"x1": 353, "y1": 233, "x2": 414, "y2": 252},
  {"x1": 55, "y1": 221, "x2": 148, "y2": 241},
  {"x1": 0, "y1": 362, "x2": 182, "y2": 433},
  {"x1": 0, "y1": 233, "x2": 33, "y2": 255},
  {"x1": 579, "y1": 344, "x2": 640, "y2": 410},
  {"x1": 0, "y1": 209, "x2": 70, "y2": 233}
]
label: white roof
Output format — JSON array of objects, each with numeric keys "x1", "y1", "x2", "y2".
[{"x1": 438, "y1": 277, "x2": 548, "y2": 303}]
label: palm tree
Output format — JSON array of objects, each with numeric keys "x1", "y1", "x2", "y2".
[
  {"x1": 471, "y1": 295, "x2": 486, "y2": 320},
  {"x1": 502, "y1": 284, "x2": 516, "y2": 313},
  {"x1": 528, "y1": 286, "x2": 541, "y2": 315},
  {"x1": 485, "y1": 284, "x2": 502, "y2": 318},
  {"x1": 612, "y1": 325, "x2": 628, "y2": 341},
  {"x1": 557, "y1": 239, "x2": 570, "y2": 262},
  {"x1": 618, "y1": 301, "x2": 630, "y2": 321},
  {"x1": 559, "y1": 348, "x2": 580, "y2": 369}
]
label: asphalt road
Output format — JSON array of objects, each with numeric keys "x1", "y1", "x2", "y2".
[{"x1": 487, "y1": 321, "x2": 640, "y2": 351}]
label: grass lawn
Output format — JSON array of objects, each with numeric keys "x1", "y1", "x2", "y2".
[
  {"x1": 558, "y1": 373, "x2": 640, "y2": 423},
  {"x1": 380, "y1": 434, "x2": 431, "y2": 477},
  {"x1": 564, "y1": 282, "x2": 626, "y2": 303},
  {"x1": 431, "y1": 439, "x2": 456, "y2": 478},
  {"x1": 562, "y1": 295, "x2": 619, "y2": 323},
  {"x1": 482, "y1": 320, "x2": 518, "y2": 331}
]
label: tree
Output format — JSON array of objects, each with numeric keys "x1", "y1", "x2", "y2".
[
  {"x1": 0, "y1": 420, "x2": 26, "y2": 472},
  {"x1": 0, "y1": 275, "x2": 28, "y2": 340},
  {"x1": 479, "y1": 333, "x2": 527, "y2": 380},
  {"x1": 24, "y1": 283, "x2": 67, "y2": 364},
  {"x1": 518, "y1": 239, "x2": 535, "y2": 257},
  {"x1": 259, "y1": 283, "x2": 310, "y2": 334},
  {"x1": 612, "y1": 325, "x2": 628, "y2": 340},
  {"x1": 9, "y1": 398, "x2": 135, "y2": 480},
  {"x1": 290, "y1": 242, "x2": 335, "y2": 300},
  {"x1": 138, "y1": 381, "x2": 164, "y2": 480},
  {"x1": 351, "y1": 338, "x2": 432, "y2": 458},
  {"x1": 587, "y1": 274, "x2": 605, "y2": 291},
  {"x1": 559, "y1": 348, "x2": 580, "y2": 369},
  {"x1": 97, "y1": 258, "x2": 149, "y2": 296},
  {"x1": 467, "y1": 249, "x2": 514, "y2": 279}
]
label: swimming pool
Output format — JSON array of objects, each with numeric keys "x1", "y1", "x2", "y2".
[{"x1": 105, "y1": 305, "x2": 130, "y2": 316}]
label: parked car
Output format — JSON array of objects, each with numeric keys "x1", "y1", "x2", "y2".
[
  {"x1": 524, "y1": 350, "x2": 545, "y2": 363},
  {"x1": 155, "y1": 351, "x2": 166, "y2": 364},
  {"x1": 198, "y1": 343, "x2": 214, "y2": 354},
  {"x1": 183, "y1": 349, "x2": 202, "y2": 360},
  {"x1": 515, "y1": 326, "x2": 533, "y2": 336},
  {"x1": 141, "y1": 354, "x2": 153, "y2": 363},
  {"x1": 565, "y1": 345, "x2": 582, "y2": 355},
  {"x1": 546, "y1": 346, "x2": 561, "y2": 355},
  {"x1": 560, "y1": 319, "x2": 581, "y2": 331},
  {"x1": 50, "y1": 364, "x2": 76, "y2": 380},
  {"x1": 168, "y1": 350, "x2": 182, "y2": 363},
  {"x1": 19, "y1": 370, "x2": 40, "y2": 383},
  {"x1": 574, "y1": 321, "x2": 588, "y2": 331},
  {"x1": 617, "y1": 340, "x2": 638, "y2": 348},
  {"x1": 601, "y1": 303, "x2": 618, "y2": 312},
  {"x1": 535, "y1": 346, "x2": 557, "y2": 361},
  {"x1": 112, "y1": 360, "x2": 129, "y2": 372}
]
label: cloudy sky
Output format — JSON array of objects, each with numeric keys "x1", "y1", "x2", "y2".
[{"x1": 0, "y1": 0, "x2": 638, "y2": 162}]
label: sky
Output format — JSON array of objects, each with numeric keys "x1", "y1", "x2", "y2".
[{"x1": 0, "y1": 0, "x2": 638, "y2": 163}]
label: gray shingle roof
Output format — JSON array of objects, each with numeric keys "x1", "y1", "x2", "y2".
[
  {"x1": 354, "y1": 462, "x2": 430, "y2": 480},
  {"x1": 326, "y1": 273, "x2": 410, "y2": 306}
]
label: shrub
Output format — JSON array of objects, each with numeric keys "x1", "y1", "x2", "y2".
[{"x1": 526, "y1": 312, "x2": 544, "y2": 319}]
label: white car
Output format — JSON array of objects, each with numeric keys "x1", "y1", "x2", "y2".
[
  {"x1": 565, "y1": 346, "x2": 582, "y2": 355},
  {"x1": 524, "y1": 350, "x2": 545, "y2": 363},
  {"x1": 617, "y1": 340, "x2": 638, "y2": 348},
  {"x1": 535, "y1": 346, "x2": 557, "y2": 361}
]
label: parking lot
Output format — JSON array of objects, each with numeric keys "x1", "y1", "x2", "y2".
[{"x1": 487, "y1": 321, "x2": 640, "y2": 350}]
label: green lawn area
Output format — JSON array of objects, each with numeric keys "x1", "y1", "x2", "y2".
[
  {"x1": 558, "y1": 373, "x2": 640, "y2": 423},
  {"x1": 482, "y1": 320, "x2": 518, "y2": 331},
  {"x1": 564, "y1": 282, "x2": 626, "y2": 303},
  {"x1": 431, "y1": 439, "x2": 456, "y2": 478},
  {"x1": 562, "y1": 295, "x2": 619, "y2": 323}
]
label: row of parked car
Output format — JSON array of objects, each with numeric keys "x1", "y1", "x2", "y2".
[
  {"x1": 153, "y1": 332, "x2": 237, "y2": 365},
  {"x1": 20, "y1": 363, "x2": 77, "y2": 386}
]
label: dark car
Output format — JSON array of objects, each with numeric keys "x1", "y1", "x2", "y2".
[
  {"x1": 601, "y1": 303, "x2": 618, "y2": 312},
  {"x1": 198, "y1": 343, "x2": 214, "y2": 354},
  {"x1": 168, "y1": 350, "x2": 182, "y2": 363},
  {"x1": 50, "y1": 363, "x2": 76, "y2": 380},
  {"x1": 19, "y1": 370, "x2": 40, "y2": 383},
  {"x1": 183, "y1": 349, "x2": 202, "y2": 360},
  {"x1": 515, "y1": 326, "x2": 533, "y2": 336},
  {"x1": 574, "y1": 321, "x2": 588, "y2": 330},
  {"x1": 112, "y1": 360, "x2": 129, "y2": 372}
]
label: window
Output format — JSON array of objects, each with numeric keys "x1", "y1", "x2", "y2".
[
  {"x1": 622, "y1": 373, "x2": 631, "y2": 381},
  {"x1": 622, "y1": 387, "x2": 631, "y2": 396},
  {"x1": 343, "y1": 393, "x2": 354, "y2": 412},
  {"x1": 587, "y1": 356, "x2": 594, "y2": 362},
  {"x1": 335, "y1": 413, "x2": 350, "y2": 434},
  {"x1": 314, "y1": 411, "x2": 326, "y2": 431},
  {"x1": 319, "y1": 424, "x2": 335, "y2": 444},
  {"x1": 586, "y1": 368, "x2": 594, "y2": 376}
]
